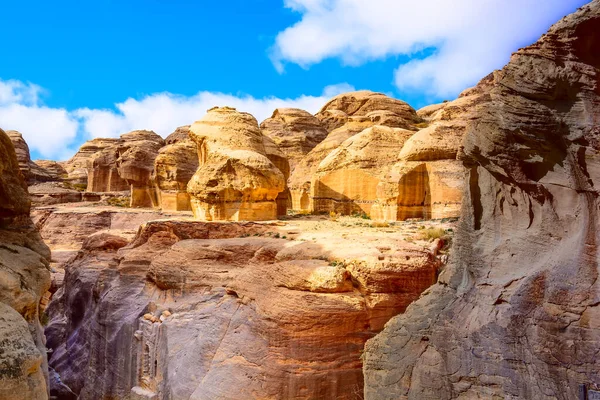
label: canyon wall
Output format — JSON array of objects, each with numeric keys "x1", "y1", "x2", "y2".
[
  {"x1": 364, "y1": 2, "x2": 600, "y2": 399},
  {"x1": 45, "y1": 218, "x2": 444, "y2": 399},
  {"x1": 0, "y1": 128, "x2": 51, "y2": 400}
]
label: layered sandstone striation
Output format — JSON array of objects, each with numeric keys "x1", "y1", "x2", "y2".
[
  {"x1": 86, "y1": 131, "x2": 165, "y2": 207},
  {"x1": 116, "y1": 130, "x2": 165, "y2": 208},
  {"x1": 164, "y1": 125, "x2": 191, "y2": 145},
  {"x1": 260, "y1": 108, "x2": 328, "y2": 172},
  {"x1": 311, "y1": 126, "x2": 415, "y2": 215},
  {"x1": 153, "y1": 139, "x2": 198, "y2": 211},
  {"x1": 289, "y1": 92, "x2": 422, "y2": 211},
  {"x1": 45, "y1": 216, "x2": 448, "y2": 400},
  {"x1": 64, "y1": 138, "x2": 121, "y2": 185},
  {"x1": 369, "y1": 76, "x2": 495, "y2": 222},
  {"x1": 0, "y1": 128, "x2": 51, "y2": 400},
  {"x1": 5, "y1": 130, "x2": 65, "y2": 184},
  {"x1": 315, "y1": 91, "x2": 421, "y2": 132},
  {"x1": 187, "y1": 107, "x2": 286, "y2": 221},
  {"x1": 364, "y1": 2, "x2": 600, "y2": 399}
]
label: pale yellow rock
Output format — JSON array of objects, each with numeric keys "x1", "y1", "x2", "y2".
[
  {"x1": 187, "y1": 107, "x2": 286, "y2": 221},
  {"x1": 370, "y1": 77, "x2": 494, "y2": 221},
  {"x1": 290, "y1": 91, "x2": 421, "y2": 211},
  {"x1": 153, "y1": 139, "x2": 198, "y2": 211},
  {"x1": 311, "y1": 126, "x2": 414, "y2": 215}
]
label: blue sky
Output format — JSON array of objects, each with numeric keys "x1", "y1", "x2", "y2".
[{"x1": 0, "y1": 0, "x2": 589, "y2": 160}]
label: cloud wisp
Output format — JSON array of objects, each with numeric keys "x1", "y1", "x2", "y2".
[
  {"x1": 272, "y1": 0, "x2": 588, "y2": 98},
  {"x1": 0, "y1": 80, "x2": 354, "y2": 160}
]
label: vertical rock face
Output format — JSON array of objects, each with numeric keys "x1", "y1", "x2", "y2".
[
  {"x1": 5, "y1": 130, "x2": 32, "y2": 180},
  {"x1": 311, "y1": 126, "x2": 415, "y2": 215},
  {"x1": 370, "y1": 78, "x2": 493, "y2": 222},
  {"x1": 86, "y1": 131, "x2": 165, "y2": 207},
  {"x1": 364, "y1": 3, "x2": 600, "y2": 399},
  {"x1": 116, "y1": 130, "x2": 165, "y2": 208},
  {"x1": 289, "y1": 92, "x2": 421, "y2": 211},
  {"x1": 45, "y1": 219, "x2": 443, "y2": 400},
  {"x1": 64, "y1": 138, "x2": 121, "y2": 185},
  {"x1": 187, "y1": 107, "x2": 286, "y2": 221},
  {"x1": 5, "y1": 130, "x2": 64, "y2": 184},
  {"x1": 87, "y1": 144, "x2": 130, "y2": 192},
  {"x1": 262, "y1": 134, "x2": 291, "y2": 216},
  {"x1": 260, "y1": 108, "x2": 328, "y2": 172},
  {"x1": 153, "y1": 139, "x2": 199, "y2": 211},
  {"x1": 0, "y1": 128, "x2": 51, "y2": 400}
]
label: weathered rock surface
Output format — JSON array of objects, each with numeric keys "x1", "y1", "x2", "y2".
[
  {"x1": 45, "y1": 217, "x2": 445, "y2": 400},
  {"x1": 369, "y1": 75, "x2": 495, "y2": 222},
  {"x1": 187, "y1": 107, "x2": 286, "y2": 221},
  {"x1": 260, "y1": 108, "x2": 328, "y2": 172},
  {"x1": 262, "y1": 134, "x2": 291, "y2": 216},
  {"x1": 5, "y1": 130, "x2": 33, "y2": 180},
  {"x1": 364, "y1": 2, "x2": 600, "y2": 399},
  {"x1": 86, "y1": 131, "x2": 165, "y2": 208},
  {"x1": 64, "y1": 138, "x2": 121, "y2": 185},
  {"x1": 164, "y1": 125, "x2": 191, "y2": 145},
  {"x1": 153, "y1": 139, "x2": 198, "y2": 211},
  {"x1": 290, "y1": 93, "x2": 422, "y2": 211},
  {"x1": 30, "y1": 160, "x2": 68, "y2": 183},
  {"x1": 86, "y1": 140, "x2": 130, "y2": 192},
  {"x1": 311, "y1": 126, "x2": 415, "y2": 215},
  {"x1": 315, "y1": 91, "x2": 421, "y2": 132},
  {"x1": 0, "y1": 128, "x2": 51, "y2": 400},
  {"x1": 117, "y1": 130, "x2": 165, "y2": 208},
  {"x1": 5, "y1": 130, "x2": 65, "y2": 184}
]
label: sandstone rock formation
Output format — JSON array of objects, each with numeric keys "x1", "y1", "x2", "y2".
[
  {"x1": 5, "y1": 130, "x2": 65, "y2": 184},
  {"x1": 153, "y1": 139, "x2": 198, "y2": 211},
  {"x1": 0, "y1": 128, "x2": 51, "y2": 400},
  {"x1": 6, "y1": 130, "x2": 33, "y2": 180},
  {"x1": 164, "y1": 125, "x2": 191, "y2": 145},
  {"x1": 116, "y1": 130, "x2": 165, "y2": 208},
  {"x1": 311, "y1": 126, "x2": 415, "y2": 215},
  {"x1": 187, "y1": 107, "x2": 286, "y2": 221},
  {"x1": 262, "y1": 134, "x2": 291, "y2": 216},
  {"x1": 87, "y1": 143, "x2": 130, "y2": 192},
  {"x1": 290, "y1": 92, "x2": 422, "y2": 212},
  {"x1": 64, "y1": 138, "x2": 120, "y2": 185},
  {"x1": 364, "y1": 2, "x2": 600, "y2": 399},
  {"x1": 260, "y1": 108, "x2": 328, "y2": 172},
  {"x1": 315, "y1": 91, "x2": 421, "y2": 132},
  {"x1": 30, "y1": 160, "x2": 68, "y2": 183},
  {"x1": 45, "y1": 217, "x2": 444, "y2": 400},
  {"x1": 369, "y1": 75, "x2": 496, "y2": 222},
  {"x1": 86, "y1": 131, "x2": 165, "y2": 208}
]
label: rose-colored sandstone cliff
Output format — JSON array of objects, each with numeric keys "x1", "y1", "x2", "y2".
[
  {"x1": 0, "y1": 128, "x2": 51, "y2": 400},
  {"x1": 364, "y1": 2, "x2": 600, "y2": 399},
  {"x1": 45, "y1": 217, "x2": 446, "y2": 399},
  {"x1": 187, "y1": 107, "x2": 286, "y2": 221}
]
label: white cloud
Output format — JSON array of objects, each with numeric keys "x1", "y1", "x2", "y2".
[
  {"x1": 0, "y1": 79, "x2": 354, "y2": 160},
  {"x1": 272, "y1": 0, "x2": 587, "y2": 98}
]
